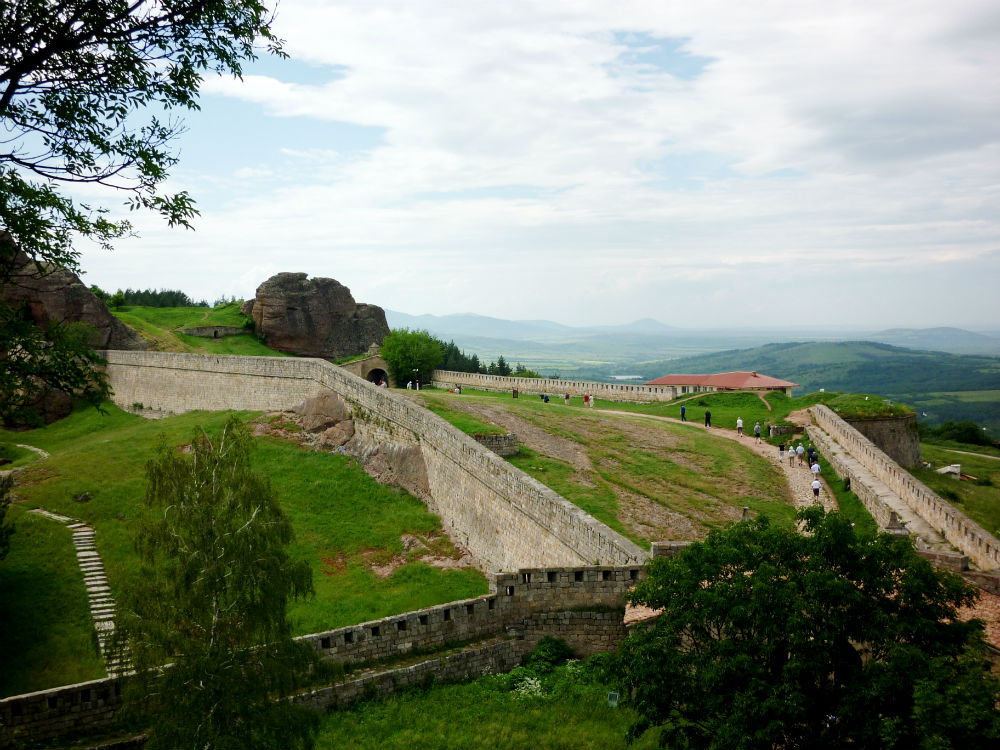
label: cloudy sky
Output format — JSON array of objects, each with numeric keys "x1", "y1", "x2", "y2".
[{"x1": 78, "y1": 0, "x2": 1000, "y2": 329}]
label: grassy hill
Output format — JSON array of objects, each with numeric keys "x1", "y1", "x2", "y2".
[
  {"x1": 110, "y1": 302, "x2": 286, "y2": 355},
  {"x1": 633, "y1": 341, "x2": 1000, "y2": 434}
]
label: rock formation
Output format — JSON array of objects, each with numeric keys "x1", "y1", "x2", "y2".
[
  {"x1": 248, "y1": 272, "x2": 389, "y2": 359},
  {"x1": 2, "y1": 254, "x2": 148, "y2": 351}
]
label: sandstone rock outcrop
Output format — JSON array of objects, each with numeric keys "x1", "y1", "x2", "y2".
[
  {"x1": 2, "y1": 255, "x2": 148, "y2": 351},
  {"x1": 249, "y1": 272, "x2": 389, "y2": 359}
]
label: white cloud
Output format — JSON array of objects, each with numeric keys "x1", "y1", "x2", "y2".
[{"x1": 77, "y1": 0, "x2": 1000, "y2": 329}]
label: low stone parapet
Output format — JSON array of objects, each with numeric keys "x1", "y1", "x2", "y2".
[{"x1": 472, "y1": 433, "x2": 518, "y2": 457}]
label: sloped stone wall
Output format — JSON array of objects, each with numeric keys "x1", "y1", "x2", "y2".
[
  {"x1": 100, "y1": 352, "x2": 647, "y2": 572},
  {"x1": 811, "y1": 405, "x2": 1000, "y2": 570}
]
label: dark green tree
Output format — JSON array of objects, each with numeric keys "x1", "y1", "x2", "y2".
[
  {"x1": 0, "y1": 474, "x2": 13, "y2": 560},
  {"x1": 379, "y1": 328, "x2": 444, "y2": 386},
  {"x1": 496, "y1": 355, "x2": 511, "y2": 376},
  {"x1": 1, "y1": 0, "x2": 282, "y2": 424},
  {"x1": 609, "y1": 508, "x2": 1000, "y2": 750},
  {"x1": 112, "y1": 417, "x2": 317, "y2": 749}
]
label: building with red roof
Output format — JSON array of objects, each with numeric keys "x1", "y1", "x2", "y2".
[{"x1": 644, "y1": 371, "x2": 798, "y2": 395}]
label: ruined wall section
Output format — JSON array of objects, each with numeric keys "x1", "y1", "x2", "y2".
[
  {"x1": 100, "y1": 352, "x2": 646, "y2": 573},
  {"x1": 843, "y1": 414, "x2": 921, "y2": 468},
  {"x1": 811, "y1": 405, "x2": 1000, "y2": 570}
]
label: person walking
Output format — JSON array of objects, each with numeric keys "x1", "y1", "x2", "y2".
[
  {"x1": 564, "y1": 392, "x2": 570, "y2": 406},
  {"x1": 789, "y1": 445, "x2": 796, "y2": 466},
  {"x1": 754, "y1": 422, "x2": 761, "y2": 444},
  {"x1": 736, "y1": 417, "x2": 744, "y2": 436},
  {"x1": 796, "y1": 443, "x2": 805, "y2": 466},
  {"x1": 680, "y1": 404, "x2": 686, "y2": 421},
  {"x1": 589, "y1": 394, "x2": 595, "y2": 409},
  {"x1": 779, "y1": 441, "x2": 786, "y2": 462},
  {"x1": 704, "y1": 409, "x2": 712, "y2": 428},
  {"x1": 811, "y1": 478, "x2": 822, "y2": 500},
  {"x1": 811, "y1": 461, "x2": 821, "y2": 479}
]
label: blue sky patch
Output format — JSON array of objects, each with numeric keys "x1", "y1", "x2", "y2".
[{"x1": 613, "y1": 32, "x2": 712, "y2": 80}]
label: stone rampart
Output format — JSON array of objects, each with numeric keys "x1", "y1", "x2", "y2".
[
  {"x1": 472, "y1": 433, "x2": 519, "y2": 457},
  {"x1": 843, "y1": 414, "x2": 921, "y2": 468},
  {"x1": 100, "y1": 352, "x2": 647, "y2": 572},
  {"x1": 431, "y1": 370, "x2": 678, "y2": 403},
  {"x1": 0, "y1": 566, "x2": 640, "y2": 744},
  {"x1": 811, "y1": 405, "x2": 1000, "y2": 570}
]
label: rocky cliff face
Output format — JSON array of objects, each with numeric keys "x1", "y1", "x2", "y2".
[
  {"x1": 2, "y1": 255, "x2": 148, "y2": 351},
  {"x1": 248, "y1": 272, "x2": 389, "y2": 359}
]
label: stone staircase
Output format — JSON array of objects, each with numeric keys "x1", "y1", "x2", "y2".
[
  {"x1": 806, "y1": 420, "x2": 952, "y2": 553},
  {"x1": 29, "y1": 509, "x2": 130, "y2": 676}
]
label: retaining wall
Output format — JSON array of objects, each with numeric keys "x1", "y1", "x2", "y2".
[
  {"x1": 472, "y1": 433, "x2": 519, "y2": 457},
  {"x1": 811, "y1": 405, "x2": 1000, "y2": 570},
  {"x1": 100, "y1": 352, "x2": 646, "y2": 572},
  {"x1": 431, "y1": 370, "x2": 678, "y2": 403},
  {"x1": 0, "y1": 566, "x2": 640, "y2": 745},
  {"x1": 177, "y1": 326, "x2": 247, "y2": 338}
]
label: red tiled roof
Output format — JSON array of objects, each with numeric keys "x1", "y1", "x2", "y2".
[{"x1": 645, "y1": 371, "x2": 799, "y2": 389}]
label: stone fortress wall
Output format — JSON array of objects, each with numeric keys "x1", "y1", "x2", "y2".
[
  {"x1": 0, "y1": 565, "x2": 641, "y2": 743},
  {"x1": 843, "y1": 413, "x2": 921, "y2": 468},
  {"x1": 432, "y1": 370, "x2": 679, "y2": 402},
  {"x1": 810, "y1": 405, "x2": 1000, "y2": 570},
  {"x1": 101, "y1": 351, "x2": 647, "y2": 572}
]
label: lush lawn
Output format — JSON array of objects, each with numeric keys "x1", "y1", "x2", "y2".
[
  {"x1": 111, "y1": 303, "x2": 287, "y2": 356},
  {"x1": 0, "y1": 507, "x2": 107, "y2": 697},
  {"x1": 315, "y1": 658, "x2": 657, "y2": 750},
  {"x1": 2, "y1": 405, "x2": 488, "y2": 695},
  {"x1": 911, "y1": 443, "x2": 1000, "y2": 537}
]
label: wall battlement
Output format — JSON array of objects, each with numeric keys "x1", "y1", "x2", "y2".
[
  {"x1": 431, "y1": 370, "x2": 678, "y2": 402},
  {"x1": 0, "y1": 565, "x2": 642, "y2": 744}
]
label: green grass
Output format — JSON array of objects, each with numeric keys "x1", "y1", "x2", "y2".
[
  {"x1": 421, "y1": 401, "x2": 506, "y2": 436},
  {"x1": 0, "y1": 441, "x2": 39, "y2": 468},
  {"x1": 110, "y1": 304, "x2": 287, "y2": 356},
  {"x1": 421, "y1": 388, "x2": 797, "y2": 544},
  {"x1": 2, "y1": 405, "x2": 488, "y2": 694},
  {"x1": 315, "y1": 658, "x2": 658, "y2": 750},
  {"x1": 910, "y1": 443, "x2": 1000, "y2": 537},
  {"x1": 0, "y1": 507, "x2": 107, "y2": 697},
  {"x1": 114, "y1": 302, "x2": 247, "y2": 329}
]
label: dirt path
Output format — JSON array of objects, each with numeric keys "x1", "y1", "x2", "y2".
[
  {"x1": 943, "y1": 448, "x2": 1000, "y2": 462},
  {"x1": 598, "y1": 408, "x2": 837, "y2": 512}
]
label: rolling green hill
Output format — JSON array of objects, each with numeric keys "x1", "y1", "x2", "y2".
[{"x1": 634, "y1": 342, "x2": 1000, "y2": 434}]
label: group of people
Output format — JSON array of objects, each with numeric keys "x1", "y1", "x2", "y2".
[
  {"x1": 778, "y1": 441, "x2": 824, "y2": 500},
  {"x1": 734, "y1": 417, "x2": 762, "y2": 444},
  {"x1": 536, "y1": 393, "x2": 595, "y2": 407}
]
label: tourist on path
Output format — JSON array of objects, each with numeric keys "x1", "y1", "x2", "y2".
[
  {"x1": 704, "y1": 409, "x2": 712, "y2": 428},
  {"x1": 680, "y1": 404, "x2": 686, "y2": 421},
  {"x1": 796, "y1": 444, "x2": 805, "y2": 466},
  {"x1": 779, "y1": 442, "x2": 785, "y2": 462},
  {"x1": 811, "y1": 478, "x2": 822, "y2": 500},
  {"x1": 736, "y1": 417, "x2": 744, "y2": 436},
  {"x1": 811, "y1": 461, "x2": 821, "y2": 478},
  {"x1": 589, "y1": 394, "x2": 595, "y2": 408},
  {"x1": 789, "y1": 446, "x2": 796, "y2": 466},
  {"x1": 754, "y1": 422, "x2": 762, "y2": 444},
  {"x1": 564, "y1": 392, "x2": 570, "y2": 406}
]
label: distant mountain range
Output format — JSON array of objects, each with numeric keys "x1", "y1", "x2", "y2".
[
  {"x1": 385, "y1": 312, "x2": 1000, "y2": 433},
  {"x1": 386, "y1": 311, "x2": 1000, "y2": 358}
]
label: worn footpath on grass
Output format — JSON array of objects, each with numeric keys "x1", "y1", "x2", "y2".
[
  {"x1": 411, "y1": 390, "x2": 800, "y2": 546},
  {"x1": 599, "y1": 406, "x2": 837, "y2": 513}
]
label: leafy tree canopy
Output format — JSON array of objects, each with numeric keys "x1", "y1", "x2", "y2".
[
  {"x1": 1, "y1": 0, "x2": 280, "y2": 425},
  {"x1": 380, "y1": 328, "x2": 445, "y2": 385},
  {"x1": 609, "y1": 508, "x2": 1000, "y2": 750},
  {"x1": 0, "y1": 0, "x2": 283, "y2": 276},
  {"x1": 112, "y1": 417, "x2": 317, "y2": 749}
]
